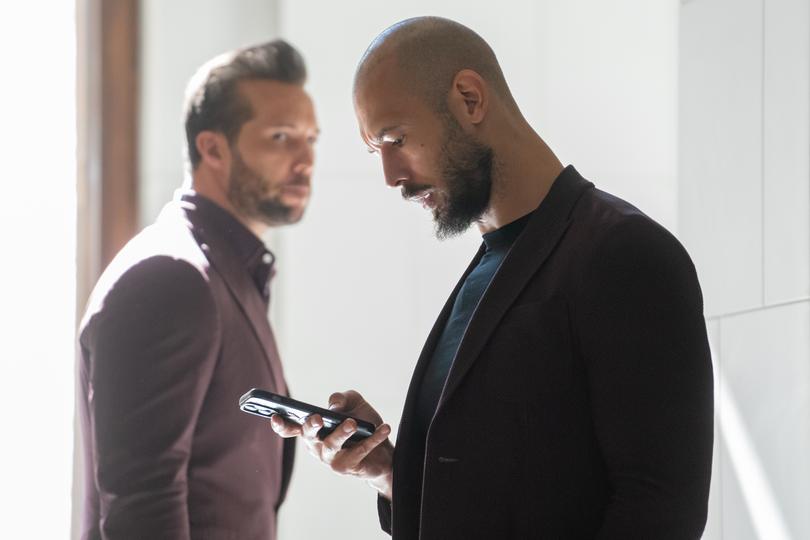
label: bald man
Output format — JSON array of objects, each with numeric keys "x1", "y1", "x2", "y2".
[{"x1": 272, "y1": 17, "x2": 713, "y2": 539}]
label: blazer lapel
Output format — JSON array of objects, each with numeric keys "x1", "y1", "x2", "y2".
[
  {"x1": 391, "y1": 243, "x2": 486, "y2": 538},
  {"x1": 180, "y1": 201, "x2": 287, "y2": 394},
  {"x1": 395, "y1": 243, "x2": 486, "y2": 448},
  {"x1": 436, "y1": 166, "x2": 593, "y2": 411}
]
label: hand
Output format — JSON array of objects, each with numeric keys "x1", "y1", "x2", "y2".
[{"x1": 270, "y1": 390, "x2": 394, "y2": 499}]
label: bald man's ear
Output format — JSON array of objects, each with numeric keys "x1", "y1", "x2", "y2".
[
  {"x1": 449, "y1": 69, "x2": 488, "y2": 126},
  {"x1": 195, "y1": 130, "x2": 231, "y2": 173}
]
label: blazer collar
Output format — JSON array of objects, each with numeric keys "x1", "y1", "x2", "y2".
[
  {"x1": 436, "y1": 165, "x2": 593, "y2": 413},
  {"x1": 173, "y1": 196, "x2": 287, "y2": 394}
]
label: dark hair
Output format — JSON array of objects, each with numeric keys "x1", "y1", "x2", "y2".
[{"x1": 183, "y1": 39, "x2": 307, "y2": 170}]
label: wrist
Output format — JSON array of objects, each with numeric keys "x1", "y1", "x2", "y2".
[
  {"x1": 367, "y1": 441, "x2": 394, "y2": 500},
  {"x1": 367, "y1": 469, "x2": 393, "y2": 500}
]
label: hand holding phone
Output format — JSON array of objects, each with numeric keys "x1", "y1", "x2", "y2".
[
  {"x1": 239, "y1": 388, "x2": 376, "y2": 442},
  {"x1": 258, "y1": 388, "x2": 394, "y2": 500}
]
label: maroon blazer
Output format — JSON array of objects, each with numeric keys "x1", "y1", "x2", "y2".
[
  {"x1": 379, "y1": 166, "x2": 713, "y2": 539},
  {"x1": 78, "y1": 196, "x2": 294, "y2": 540}
]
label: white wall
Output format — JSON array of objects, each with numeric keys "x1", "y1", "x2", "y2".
[
  {"x1": 138, "y1": 0, "x2": 280, "y2": 226},
  {"x1": 680, "y1": 0, "x2": 810, "y2": 538},
  {"x1": 273, "y1": 2, "x2": 679, "y2": 538}
]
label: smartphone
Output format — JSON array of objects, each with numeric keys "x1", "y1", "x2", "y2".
[{"x1": 239, "y1": 388, "x2": 375, "y2": 442}]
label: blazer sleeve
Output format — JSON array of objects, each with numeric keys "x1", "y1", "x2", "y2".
[
  {"x1": 573, "y1": 217, "x2": 714, "y2": 539},
  {"x1": 377, "y1": 494, "x2": 393, "y2": 535},
  {"x1": 81, "y1": 256, "x2": 220, "y2": 540}
]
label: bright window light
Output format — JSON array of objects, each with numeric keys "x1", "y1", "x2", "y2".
[{"x1": 0, "y1": 2, "x2": 77, "y2": 537}]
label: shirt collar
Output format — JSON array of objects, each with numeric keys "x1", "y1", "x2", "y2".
[
  {"x1": 180, "y1": 192, "x2": 276, "y2": 296},
  {"x1": 481, "y1": 211, "x2": 532, "y2": 251}
]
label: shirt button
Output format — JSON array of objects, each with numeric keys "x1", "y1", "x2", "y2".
[{"x1": 262, "y1": 253, "x2": 273, "y2": 265}]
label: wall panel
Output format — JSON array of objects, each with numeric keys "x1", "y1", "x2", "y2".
[
  {"x1": 679, "y1": 0, "x2": 763, "y2": 317},
  {"x1": 763, "y1": 0, "x2": 810, "y2": 304}
]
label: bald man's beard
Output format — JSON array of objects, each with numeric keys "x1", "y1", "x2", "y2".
[
  {"x1": 432, "y1": 117, "x2": 494, "y2": 240},
  {"x1": 227, "y1": 148, "x2": 305, "y2": 227}
]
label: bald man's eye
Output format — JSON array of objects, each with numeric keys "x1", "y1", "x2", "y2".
[{"x1": 391, "y1": 136, "x2": 405, "y2": 147}]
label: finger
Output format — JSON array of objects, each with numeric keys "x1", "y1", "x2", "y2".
[
  {"x1": 269, "y1": 414, "x2": 303, "y2": 438},
  {"x1": 328, "y1": 389, "x2": 363, "y2": 411},
  {"x1": 304, "y1": 440, "x2": 322, "y2": 460},
  {"x1": 331, "y1": 423, "x2": 391, "y2": 474},
  {"x1": 327, "y1": 392, "x2": 347, "y2": 411},
  {"x1": 301, "y1": 414, "x2": 324, "y2": 440},
  {"x1": 320, "y1": 419, "x2": 359, "y2": 456}
]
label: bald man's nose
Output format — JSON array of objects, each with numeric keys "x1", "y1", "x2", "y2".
[{"x1": 381, "y1": 150, "x2": 408, "y2": 188}]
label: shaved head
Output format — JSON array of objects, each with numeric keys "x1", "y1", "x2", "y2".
[{"x1": 354, "y1": 16, "x2": 515, "y2": 113}]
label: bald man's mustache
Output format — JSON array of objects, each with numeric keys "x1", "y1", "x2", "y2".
[{"x1": 400, "y1": 182, "x2": 435, "y2": 201}]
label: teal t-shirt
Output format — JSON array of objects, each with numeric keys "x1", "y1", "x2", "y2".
[{"x1": 412, "y1": 212, "x2": 531, "y2": 450}]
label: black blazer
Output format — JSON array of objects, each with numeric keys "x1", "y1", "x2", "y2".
[
  {"x1": 78, "y1": 197, "x2": 295, "y2": 540},
  {"x1": 379, "y1": 166, "x2": 713, "y2": 539}
]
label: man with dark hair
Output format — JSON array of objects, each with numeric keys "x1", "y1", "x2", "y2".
[
  {"x1": 78, "y1": 39, "x2": 318, "y2": 540},
  {"x1": 272, "y1": 17, "x2": 713, "y2": 539}
]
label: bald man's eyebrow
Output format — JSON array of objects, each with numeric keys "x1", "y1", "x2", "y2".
[{"x1": 374, "y1": 125, "x2": 404, "y2": 142}]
